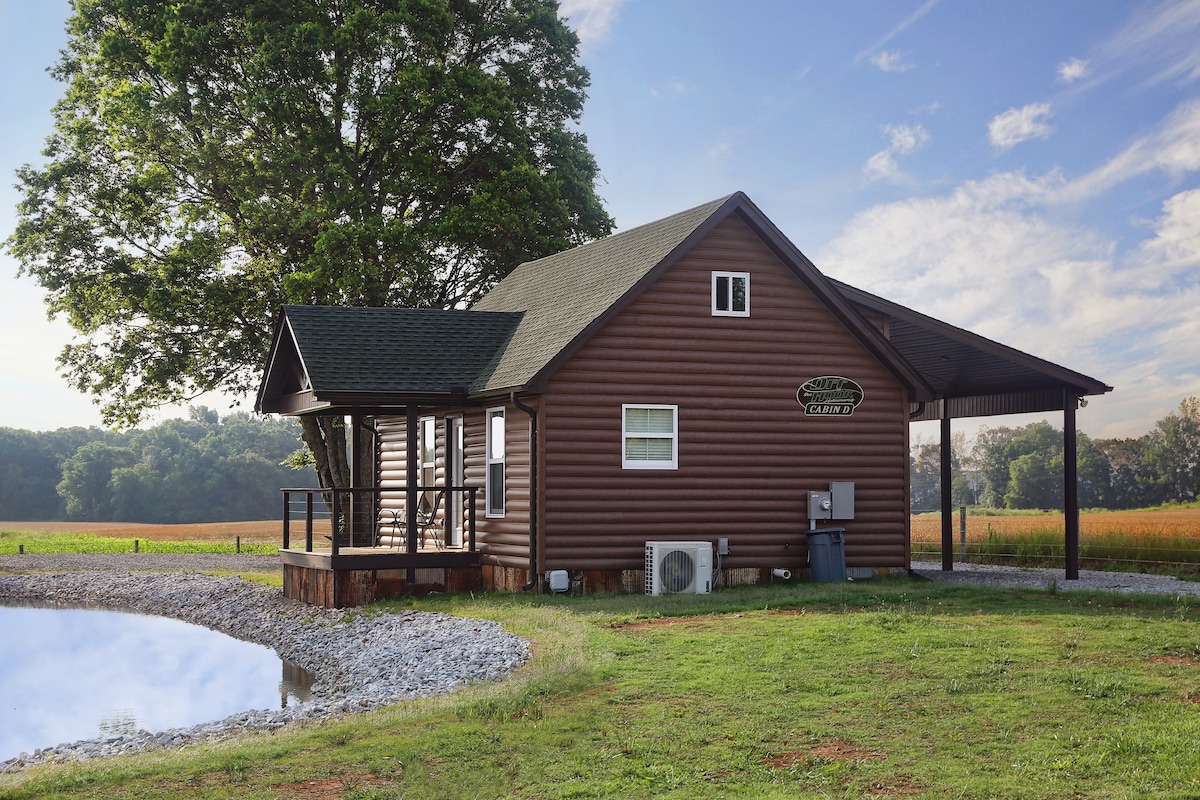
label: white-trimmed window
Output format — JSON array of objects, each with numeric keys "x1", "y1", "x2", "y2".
[
  {"x1": 712, "y1": 271, "x2": 750, "y2": 316},
  {"x1": 486, "y1": 407, "x2": 505, "y2": 517},
  {"x1": 622, "y1": 405, "x2": 678, "y2": 470}
]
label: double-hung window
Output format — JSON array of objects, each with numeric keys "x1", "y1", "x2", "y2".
[
  {"x1": 712, "y1": 271, "x2": 750, "y2": 316},
  {"x1": 486, "y1": 407, "x2": 505, "y2": 517},
  {"x1": 622, "y1": 405, "x2": 678, "y2": 470}
]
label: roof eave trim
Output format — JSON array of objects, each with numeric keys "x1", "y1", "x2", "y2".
[{"x1": 255, "y1": 310, "x2": 314, "y2": 414}]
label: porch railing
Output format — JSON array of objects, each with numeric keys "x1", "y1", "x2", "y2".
[{"x1": 280, "y1": 486, "x2": 478, "y2": 556}]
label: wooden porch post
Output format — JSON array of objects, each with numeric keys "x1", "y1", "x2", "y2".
[
  {"x1": 350, "y1": 412, "x2": 362, "y2": 546},
  {"x1": 405, "y1": 407, "x2": 420, "y2": 563},
  {"x1": 940, "y1": 401, "x2": 954, "y2": 572},
  {"x1": 1064, "y1": 391, "x2": 1080, "y2": 580}
]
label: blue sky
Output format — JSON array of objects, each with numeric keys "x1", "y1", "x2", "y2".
[{"x1": 2, "y1": 1, "x2": 1198, "y2": 440}]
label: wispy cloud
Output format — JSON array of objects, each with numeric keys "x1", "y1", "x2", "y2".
[
  {"x1": 1101, "y1": 1, "x2": 1200, "y2": 87},
  {"x1": 558, "y1": 0, "x2": 630, "y2": 49},
  {"x1": 1062, "y1": 98, "x2": 1200, "y2": 201},
  {"x1": 864, "y1": 123, "x2": 930, "y2": 180},
  {"x1": 988, "y1": 102, "x2": 1054, "y2": 150},
  {"x1": 648, "y1": 77, "x2": 696, "y2": 99},
  {"x1": 854, "y1": 0, "x2": 941, "y2": 64},
  {"x1": 1057, "y1": 57, "x2": 1091, "y2": 83},
  {"x1": 871, "y1": 50, "x2": 915, "y2": 73}
]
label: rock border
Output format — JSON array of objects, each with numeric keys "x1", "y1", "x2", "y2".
[{"x1": 0, "y1": 571, "x2": 530, "y2": 772}]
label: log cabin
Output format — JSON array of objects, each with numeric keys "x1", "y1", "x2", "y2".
[{"x1": 256, "y1": 192, "x2": 1111, "y2": 606}]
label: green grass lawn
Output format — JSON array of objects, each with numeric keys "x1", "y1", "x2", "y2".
[{"x1": 5, "y1": 579, "x2": 1200, "y2": 799}]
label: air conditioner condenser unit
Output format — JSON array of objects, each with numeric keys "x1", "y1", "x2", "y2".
[{"x1": 645, "y1": 541, "x2": 713, "y2": 595}]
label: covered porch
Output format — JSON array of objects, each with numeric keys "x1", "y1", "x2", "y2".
[
  {"x1": 256, "y1": 306, "x2": 527, "y2": 607},
  {"x1": 278, "y1": 481, "x2": 483, "y2": 607}
]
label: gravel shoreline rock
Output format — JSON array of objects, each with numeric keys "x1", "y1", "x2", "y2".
[{"x1": 0, "y1": 567, "x2": 530, "y2": 773}]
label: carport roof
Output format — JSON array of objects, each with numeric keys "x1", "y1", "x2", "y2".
[{"x1": 831, "y1": 279, "x2": 1112, "y2": 420}]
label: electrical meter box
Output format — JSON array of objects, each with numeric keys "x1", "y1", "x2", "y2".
[
  {"x1": 807, "y1": 491, "x2": 833, "y2": 520},
  {"x1": 807, "y1": 482, "x2": 855, "y2": 521},
  {"x1": 830, "y1": 481, "x2": 855, "y2": 520}
]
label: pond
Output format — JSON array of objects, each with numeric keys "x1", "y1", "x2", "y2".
[{"x1": 0, "y1": 604, "x2": 312, "y2": 761}]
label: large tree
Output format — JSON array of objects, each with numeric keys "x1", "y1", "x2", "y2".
[{"x1": 8, "y1": 0, "x2": 613, "y2": 487}]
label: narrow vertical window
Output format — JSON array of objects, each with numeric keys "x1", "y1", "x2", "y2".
[
  {"x1": 712, "y1": 271, "x2": 750, "y2": 316},
  {"x1": 420, "y1": 417, "x2": 436, "y2": 469},
  {"x1": 622, "y1": 405, "x2": 678, "y2": 470},
  {"x1": 486, "y1": 407, "x2": 505, "y2": 517}
]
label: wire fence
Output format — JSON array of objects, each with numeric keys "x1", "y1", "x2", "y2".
[{"x1": 910, "y1": 509, "x2": 1200, "y2": 575}]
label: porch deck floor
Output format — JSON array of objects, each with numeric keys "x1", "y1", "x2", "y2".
[
  {"x1": 282, "y1": 544, "x2": 459, "y2": 556},
  {"x1": 279, "y1": 542, "x2": 479, "y2": 571}
]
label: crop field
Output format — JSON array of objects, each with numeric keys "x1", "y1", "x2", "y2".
[
  {"x1": 0, "y1": 520, "x2": 290, "y2": 555},
  {"x1": 912, "y1": 506, "x2": 1200, "y2": 573}
]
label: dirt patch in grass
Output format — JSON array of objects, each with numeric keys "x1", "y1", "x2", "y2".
[
  {"x1": 272, "y1": 774, "x2": 393, "y2": 799},
  {"x1": 766, "y1": 741, "x2": 887, "y2": 768},
  {"x1": 614, "y1": 613, "x2": 749, "y2": 630},
  {"x1": 0, "y1": 520, "x2": 283, "y2": 542},
  {"x1": 1149, "y1": 655, "x2": 1200, "y2": 666}
]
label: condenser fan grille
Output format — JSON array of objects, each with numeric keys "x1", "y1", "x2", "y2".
[
  {"x1": 645, "y1": 541, "x2": 712, "y2": 595},
  {"x1": 659, "y1": 549, "x2": 696, "y2": 593}
]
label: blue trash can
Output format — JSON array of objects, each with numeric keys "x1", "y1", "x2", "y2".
[{"x1": 806, "y1": 527, "x2": 846, "y2": 583}]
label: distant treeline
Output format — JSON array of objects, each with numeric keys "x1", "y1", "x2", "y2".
[
  {"x1": 912, "y1": 397, "x2": 1200, "y2": 512},
  {"x1": 0, "y1": 407, "x2": 317, "y2": 523}
]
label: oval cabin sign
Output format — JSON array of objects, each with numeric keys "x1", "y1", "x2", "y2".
[{"x1": 798, "y1": 376, "x2": 865, "y2": 417}]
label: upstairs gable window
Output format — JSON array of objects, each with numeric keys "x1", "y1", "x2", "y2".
[{"x1": 712, "y1": 271, "x2": 750, "y2": 316}]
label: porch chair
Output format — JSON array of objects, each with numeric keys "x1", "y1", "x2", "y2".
[{"x1": 380, "y1": 489, "x2": 446, "y2": 551}]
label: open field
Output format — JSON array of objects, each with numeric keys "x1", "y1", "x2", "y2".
[
  {"x1": 0, "y1": 519, "x2": 282, "y2": 542},
  {"x1": 912, "y1": 506, "x2": 1200, "y2": 573},
  {"x1": 0, "y1": 521, "x2": 293, "y2": 556},
  {"x1": 911, "y1": 507, "x2": 1200, "y2": 542},
  {"x1": 5, "y1": 581, "x2": 1200, "y2": 799}
]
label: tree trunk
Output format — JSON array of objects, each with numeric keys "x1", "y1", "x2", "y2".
[
  {"x1": 299, "y1": 416, "x2": 349, "y2": 489},
  {"x1": 299, "y1": 415, "x2": 376, "y2": 543}
]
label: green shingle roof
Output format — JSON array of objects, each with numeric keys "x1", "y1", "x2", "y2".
[
  {"x1": 281, "y1": 305, "x2": 522, "y2": 395},
  {"x1": 470, "y1": 194, "x2": 736, "y2": 391},
  {"x1": 257, "y1": 191, "x2": 951, "y2": 413}
]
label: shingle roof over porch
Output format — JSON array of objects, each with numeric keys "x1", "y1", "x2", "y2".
[{"x1": 256, "y1": 306, "x2": 522, "y2": 414}]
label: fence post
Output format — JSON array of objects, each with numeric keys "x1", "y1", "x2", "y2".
[{"x1": 134, "y1": 539, "x2": 139, "y2": 553}]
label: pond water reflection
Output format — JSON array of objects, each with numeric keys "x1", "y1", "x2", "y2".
[{"x1": 0, "y1": 605, "x2": 312, "y2": 760}]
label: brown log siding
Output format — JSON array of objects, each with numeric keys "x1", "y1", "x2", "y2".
[{"x1": 540, "y1": 215, "x2": 909, "y2": 572}]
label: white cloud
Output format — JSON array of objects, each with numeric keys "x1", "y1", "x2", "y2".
[
  {"x1": 1057, "y1": 57, "x2": 1091, "y2": 83},
  {"x1": 1129, "y1": 187, "x2": 1200, "y2": 281},
  {"x1": 871, "y1": 50, "x2": 914, "y2": 73},
  {"x1": 864, "y1": 123, "x2": 929, "y2": 179},
  {"x1": 816, "y1": 175, "x2": 1200, "y2": 438},
  {"x1": 988, "y1": 103, "x2": 1054, "y2": 150},
  {"x1": 558, "y1": 0, "x2": 629, "y2": 48}
]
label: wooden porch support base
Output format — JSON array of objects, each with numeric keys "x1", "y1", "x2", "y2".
[{"x1": 281, "y1": 549, "x2": 482, "y2": 608}]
